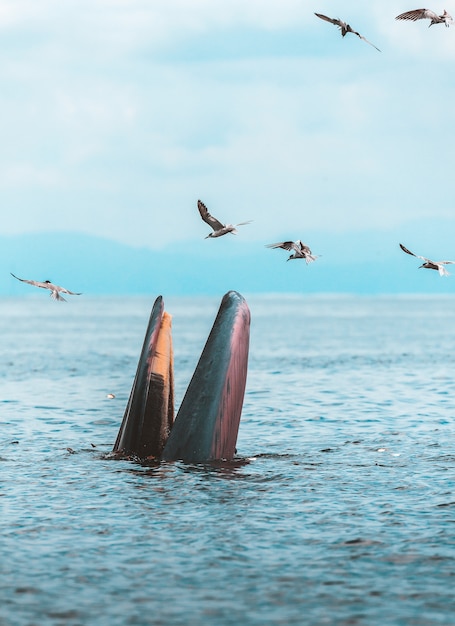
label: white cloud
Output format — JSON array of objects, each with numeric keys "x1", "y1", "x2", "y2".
[
  {"x1": 0, "y1": 1, "x2": 454, "y2": 248},
  {"x1": 0, "y1": 164, "x2": 63, "y2": 187}
]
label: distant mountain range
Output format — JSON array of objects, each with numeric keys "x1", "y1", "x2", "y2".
[{"x1": 2, "y1": 226, "x2": 455, "y2": 296}]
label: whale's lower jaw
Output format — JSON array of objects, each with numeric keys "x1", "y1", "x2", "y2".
[
  {"x1": 112, "y1": 297, "x2": 174, "y2": 460},
  {"x1": 112, "y1": 291, "x2": 250, "y2": 463}
]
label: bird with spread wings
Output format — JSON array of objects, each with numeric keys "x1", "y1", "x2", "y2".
[
  {"x1": 399, "y1": 244, "x2": 455, "y2": 276},
  {"x1": 10, "y1": 273, "x2": 82, "y2": 301},
  {"x1": 197, "y1": 200, "x2": 252, "y2": 238},
  {"x1": 315, "y1": 13, "x2": 381, "y2": 51},
  {"x1": 266, "y1": 240, "x2": 319, "y2": 264},
  {"x1": 395, "y1": 8, "x2": 453, "y2": 27}
]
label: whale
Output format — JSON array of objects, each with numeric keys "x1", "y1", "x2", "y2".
[{"x1": 112, "y1": 291, "x2": 250, "y2": 463}]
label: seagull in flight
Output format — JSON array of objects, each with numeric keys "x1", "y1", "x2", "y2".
[
  {"x1": 399, "y1": 244, "x2": 455, "y2": 276},
  {"x1": 197, "y1": 200, "x2": 252, "y2": 238},
  {"x1": 314, "y1": 13, "x2": 381, "y2": 51},
  {"x1": 266, "y1": 240, "x2": 319, "y2": 264},
  {"x1": 395, "y1": 8, "x2": 453, "y2": 26},
  {"x1": 10, "y1": 273, "x2": 82, "y2": 301}
]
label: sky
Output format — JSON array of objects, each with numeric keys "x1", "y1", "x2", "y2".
[{"x1": 1, "y1": 1, "x2": 454, "y2": 281}]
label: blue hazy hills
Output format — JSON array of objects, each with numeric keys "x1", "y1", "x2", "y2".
[{"x1": 2, "y1": 221, "x2": 455, "y2": 297}]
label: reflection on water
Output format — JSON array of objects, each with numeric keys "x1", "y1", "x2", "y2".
[{"x1": 2, "y1": 295, "x2": 455, "y2": 625}]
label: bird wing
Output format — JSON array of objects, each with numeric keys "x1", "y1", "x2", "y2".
[
  {"x1": 197, "y1": 200, "x2": 224, "y2": 231},
  {"x1": 314, "y1": 13, "x2": 343, "y2": 28},
  {"x1": 265, "y1": 241, "x2": 296, "y2": 251},
  {"x1": 10, "y1": 273, "x2": 50, "y2": 289},
  {"x1": 234, "y1": 221, "x2": 253, "y2": 227},
  {"x1": 395, "y1": 9, "x2": 440, "y2": 22},
  {"x1": 349, "y1": 28, "x2": 381, "y2": 52},
  {"x1": 59, "y1": 287, "x2": 82, "y2": 295},
  {"x1": 399, "y1": 243, "x2": 431, "y2": 263},
  {"x1": 399, "y1": 243, "x2": 418, "y2": 257},
  {"x1": 297, "y1": 241, "x2": 313, "y2": 255},
  {"x1": 439, "y1": 260, "x2": 455, "y2": 265}
]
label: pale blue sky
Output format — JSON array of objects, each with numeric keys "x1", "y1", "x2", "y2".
[{"x1": 1, "y1": 0, "x2": 454, "y2": 257}]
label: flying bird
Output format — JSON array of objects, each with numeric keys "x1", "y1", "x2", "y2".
[
  {"x1": 197, "y1": 200, "x2": 252, "y2": 238},
  {"x1": 399, "y1": 243, "x2": 455, "y2": 276},
  {"x1": 10, "y1": 273, "x2": 82, "y2": 301},
  {"x1": 395, "y1": 8, "x2": 453, "y2": 26},
  {"x1": 266, "y1": 240, "x2": 319, "y2": 264},
  {"x1": 314, "y1": 13, "x2": 381, "y2": 51}
]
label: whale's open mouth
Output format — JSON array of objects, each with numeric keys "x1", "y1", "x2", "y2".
[{"x1": 112, "y1": 291, "x2": 250, "y2": 463}]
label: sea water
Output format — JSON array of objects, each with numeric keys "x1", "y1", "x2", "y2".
[{"x1": 1, "y1": 294, "x2": 455, "y2": 626}]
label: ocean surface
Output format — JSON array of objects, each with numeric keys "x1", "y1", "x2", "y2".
[{"x1": 2, "y1": 294, "x2": 455, "y2": 626}]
